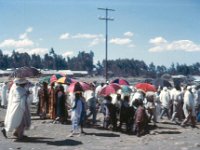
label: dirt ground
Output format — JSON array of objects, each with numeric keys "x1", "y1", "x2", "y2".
[
  {"x1": 0, "y1": 76, "x2": 200, "y2": 150},
  {"x1": 1, "y1": 105, "x2": 200, "y2": 150}
]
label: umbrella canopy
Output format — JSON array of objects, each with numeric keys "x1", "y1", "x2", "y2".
[
  {"x1": 50, "y1": 74, "x2": 65, "y2": 83},
  {"x1": 39, "y1": 76, "x2": 51, "y2": 84},
  {"x1": 67, "y1": 81, "x2": 91, "y2": 93},
  {"x1": 135, "y1": 83, "x2": 157, "y2": 92},
  {"x1": 152, "y1": 78, "x2": 172, "y2": 88},
  {"x1": 142, "y1": 78, "x2": 154, "y2": 84},
  {"x1": 161, "y1": 73, "x2": 171, "y2": 80},
  {"x1": 56, "y1": 77, "x2": 77, "y2": 84},
  {"x1": 110, "y1": 78, "x2": 129, "y2": 85},
  {"x1": 121, "y1": 85, "x2": 132, "y2": 94},
  {"x1": 10, "y1": 67, "x2": 41, "y2": 78},
  {"x1": 99, "y1": 83, "x2": 121, "y2": 96}
]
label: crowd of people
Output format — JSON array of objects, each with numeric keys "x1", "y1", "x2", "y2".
[{"x1": 1, "y1": 77, "x2": 200, "y2": 140}]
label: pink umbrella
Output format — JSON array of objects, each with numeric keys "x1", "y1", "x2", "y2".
[
  {"x1": 110, "y1": 78, "x2": 129, "y2": 85},
  {"x1": 67, "y1": 81, "x2": 91, "y2": 93},
  {"x1": 99, "y1": 83, "x2": 121, "y2": 96}
]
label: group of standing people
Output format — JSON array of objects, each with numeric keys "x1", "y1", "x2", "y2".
[
  {"x1": 97, "y1": 83, "x2": 200, "y2": 137},
  {"x1": 37, "y1": 82, "x2": 67, "y2": 123},
  {"x1": 1, "y1": 77, "x2": 200, "y2": 140},
  {"x1": 159, "y1": 85, "x2": 200, "y2": 127},
  {"x1": 100, "y1": 90, "x2": 149, "y2": 137}
]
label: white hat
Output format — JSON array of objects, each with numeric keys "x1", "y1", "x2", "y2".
[
  {"x1": 117, "y1": 89, "x2": 122, "y2": 94},
  {"x1": 187, "y1": 86, "x2": 192, "y2": 90},
  {"x1": 163, "y1": 87, "x2": 168, "y2": 91},
  {"x1": 133, "y1": 92, "x2": 144, "y2": 101},
  {"x1": 14, "y1": 78, "x2": 28, "y2": 85}
]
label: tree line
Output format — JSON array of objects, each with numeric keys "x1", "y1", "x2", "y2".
[{"x1": 0, "y1": 48, "x2": 200, "y2": 78}]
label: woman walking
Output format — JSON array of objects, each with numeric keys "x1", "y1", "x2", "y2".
[{"x1": 1, "y1": 78, "x2": 31, "y2": 140}]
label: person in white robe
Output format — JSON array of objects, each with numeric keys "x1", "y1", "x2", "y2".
[
  {"x1": 170, "y1": 86, "x2": 184, "y2": 122},
  {"x1": 191, "y1": 85, "x2": 200, "y2": 116},
  {"x1": 181, "y1": 86, "x2": 196, "y2": 127},
  {"x1": 1, "y1": 78, "x2": 31, "y2": 140},
  {"x1": 1, "y1": 82, "x2": 9, "y2": 108},
  {"x1": 68, "y1": 92, "x2": 83, "y2": 137},
  {"x1": 145, "y1": 92, "x2": 157, "y2": 125},
  {"x1": 159, "y1": 87, "x2": 171, "y2": 120}
]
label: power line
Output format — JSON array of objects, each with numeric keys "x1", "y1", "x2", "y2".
[{"x1": 98, "y1": 7, "x2": 115, "y2": 82}]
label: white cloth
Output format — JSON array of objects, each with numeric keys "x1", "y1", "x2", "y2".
[
  {"x1": 70, "y1": 99, "x2": 83, "y2": 121},
  {"x1": 130, "y1": 91, "x2": 144, "y2": 106},
  {"x1": 1, "y1": 83, "x2": 8, "y2": 106},
  {"x1": 170, "y1": 88, "x2": 183, "y2": 105},
  {"x1": 4, "y1": 84, "x2": 29, "y2": 132},
  {"x1": 183, "y1": 90, "x2": 195, "y2": 117},
  {"x1": 192, "y1": 88, "x2": 200, "y2": 107},
  {"x1": 95, "y1": 85, "x2": 103, "y2": 98},
  {"x1": 145, "y1": 92, "x2": 156, "y2": 109},
  {"x1": 159, "y1": 89, "x2": 171, "y2": 109},
  {"x1": 84, "y1": 90, "x2": 95, "y2": 102},
  {"x1": 84, "y1": 90, "x2": 96, "y2": 108},
  {"x1": 32, "y1": 84, "x2": 40, "y2": 103}
]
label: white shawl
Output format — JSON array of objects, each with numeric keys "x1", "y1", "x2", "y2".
[{"x1": 4, "y1": 85, "x2": 28, "y2": 132}]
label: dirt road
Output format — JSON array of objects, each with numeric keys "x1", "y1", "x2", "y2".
[{"x1": 1, "y1": 106, "x2": 200, "y2": 150}]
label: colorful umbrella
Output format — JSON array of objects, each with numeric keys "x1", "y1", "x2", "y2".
[
  {"x1": 50, "y1": 74, "x2": 65, "y2": 83},
  {"x1": 56, "y1": 77, "x2": 77, "y2": 84},
  {"x1": 99, "y1": 83, "x2": 121, "y2": 96},
  {"x1": 135, "y1": 83, "x2": 157, "y2": 92},
  {"x1": 39, "y1": 76, "x2": 51, "y2": 84},
  {"x1": 110, "y1": 78, "x2": 129, "y2": 85},
  {"x1": 67, "y1": 81, "x2": 91, "y2": 93}
]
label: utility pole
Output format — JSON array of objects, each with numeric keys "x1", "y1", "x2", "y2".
[{"x1": 98, "y1": 8, "x2": 115, "y2": 82}]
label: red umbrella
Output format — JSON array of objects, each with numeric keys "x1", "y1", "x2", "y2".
[
  {"x1": 67, "y1": 81, "x2": 91, "y2": 93},
  {"x1": 135, "y1": 83, "x2": 157, "y2": 92},
  {"x1": 110, "y1": 78, "x2": 129, "y2": 85},
  {"x1": 50, "y1": 74, "x2": 65, "y2": 83},
  {"x1": 99, "y1": 83, "x2": 121, "y2": 96}
]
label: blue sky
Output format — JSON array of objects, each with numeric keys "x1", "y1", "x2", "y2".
[{"x1": 0, "y1": 0, "x2": 200, "y2": 67}]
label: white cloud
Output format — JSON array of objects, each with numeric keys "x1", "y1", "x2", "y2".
[
  {"x1": 19, "y1": 27, "x2": 33, "y2": 39},
  {"x1": 26, "y1": 27, "x2": 33, "y2": 33},
  {"x1": 16, "y1": 47, "x2": 48, "y2": 55},
  {"x1": 63, "y1": 51, "x2": 74, "y2": 57},
  {"x1": 128, "y1": 44, "x2": 135, "y2": 48},
  {"x1": 0, "y1": 38, "x2": 34, "y2": 48},
  {"x1": 109, "y1": 38, "x2": 132, "y2": 45},
  {"x1": 72, "y1": 33, "x2": 103, "y2": 39},
  {"x1": 89, "y1": 38, "x2": 104, "y2": 47},
  {"x1": 19, "y1": 33, "x2": 28, "y2": 39},
  {"x1": 124, "y1": 31, "x2": 134, "y2": 37},
  {"x1": 149, "y1": 36, "x2": 200, "y2": 52},
  {"x1": 149, "y1": 37, "x2": 168, "y2": 45},
  {"x1": 59, "y1": 33, "x2": 70, "y2": 40}
]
